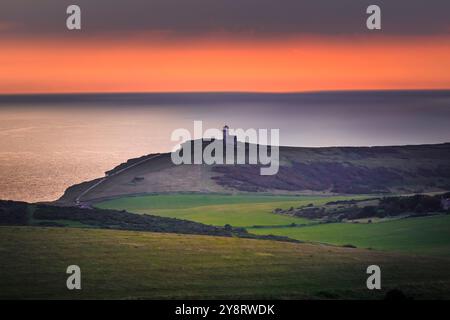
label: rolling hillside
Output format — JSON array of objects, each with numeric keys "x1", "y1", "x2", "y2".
[
  {"x1": 1, "y1": 226, "x2": 450, "y2": 299},
  {"x1": 57, "y1": 142, "x2": 450, "y2": 205},
  {"x1": 249, "y1": 215, "x2": 450, "y2": 256},
  {"x1": 96, "y1": 193, "x2": 450, "y2": 255}
]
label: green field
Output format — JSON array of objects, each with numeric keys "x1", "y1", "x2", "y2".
[
  {"x1": 1, "y1": 226, "x2": 450, "y2": 299},
  {"x1": 96, "y1": 194, "x2": 363, "y2": 227},
  {"x1": 96, "y1": 194, "x2": 450, "y2": 256},
  {"x1": 249, "y1": 215, "x2": 450, "y2": 256}
]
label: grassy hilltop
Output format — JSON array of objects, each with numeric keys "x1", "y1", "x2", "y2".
[{"x1": 58, "y1": 143, "x2": 450, "y2": 205}]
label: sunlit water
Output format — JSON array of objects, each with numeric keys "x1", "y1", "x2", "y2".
[{"x1": 0, "y1": 91, "x2": 449, "y2": 202}]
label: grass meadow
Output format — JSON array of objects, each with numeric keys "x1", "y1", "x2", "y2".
[
  {"x1": 2, "y1": 193, "x2": 449, "y2": 299},
  {"x1": 96, "y1": 194, "x2": 364, "y2": 227},
  {"x1": 249, "y1": 215, "x2": 450, "y2": 256},
  {"x1": 1, "y1": 226, "x2": 449, "y2": 299},
  {"x1": 97, "y1": 194, "x2": 450, "y2": 256}
]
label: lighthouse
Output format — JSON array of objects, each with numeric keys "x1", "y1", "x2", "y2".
[
  {"x1": 222, "y1": 124, "x2": 237, "y2": 146},
  {"x1": 223, "y1": 125, "x2": 230, "y2": 144}
]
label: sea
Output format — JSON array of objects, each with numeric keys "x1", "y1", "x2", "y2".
[{"x1": 0, "y1": 90, "x2": 449, "y2": 202}]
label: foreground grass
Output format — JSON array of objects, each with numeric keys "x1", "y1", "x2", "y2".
[
  {"x1": 96, "y1": 194, "x2": 363, "y2": 227},
  {"x1": 1, "y1": 226, "x2": 450, "y2": 299},
  {"x1": 249, "y1": 215, "x2": 450, "y2": 256}
]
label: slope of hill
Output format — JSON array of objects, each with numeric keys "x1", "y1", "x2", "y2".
[
  {"x1": 249, "y1": 215, "x2": 450, "y2": 256},
  {"x1": 57, "y1": 142, "x2": 450, "y2": 205},
  {"x1": 95, "y1": 193, "x2": 450, "y2": 255},
  {"x1": 0, "y1": 200, "x2": 297, "y2": 242},
  {"x1": 1, "y1": 226, "x2": 449, "y2": 299}
]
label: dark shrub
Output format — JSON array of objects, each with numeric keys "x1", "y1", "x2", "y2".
[{"x1": 0, "y1": 201, "x2": 28, "y2": 225}]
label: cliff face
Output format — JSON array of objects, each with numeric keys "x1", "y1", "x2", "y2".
[{"x1": 57, "y1": 143, "x2": 450, "y2": 205}]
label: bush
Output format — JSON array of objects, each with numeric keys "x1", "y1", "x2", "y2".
[{"x1": 0, "y1": 201, "x2": 28, "y2": 225}]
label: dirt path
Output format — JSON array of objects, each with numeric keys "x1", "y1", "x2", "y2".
[{"x1": 75, "y1": 154, "x2": 161, "y2": 206}]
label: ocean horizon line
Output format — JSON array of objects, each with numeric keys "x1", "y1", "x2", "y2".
[
  {"x1": 1, "y1": 89, "x2": 449, "y2": 105},
  {"x1": 1, "y1": 88, "x2": 450, "y2": 96}
]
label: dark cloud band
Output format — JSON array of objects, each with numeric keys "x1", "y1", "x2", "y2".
[{"x1": 1, "y1": 0, "x2": 449, "y2": 39}]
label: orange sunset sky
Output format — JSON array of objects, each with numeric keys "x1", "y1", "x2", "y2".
[
  {"x1": 1, "y1": 0, "x2": 450, "y2": 94},
  {"x1": 2, "y1": 36, "x2": 450, "y2": 94}
]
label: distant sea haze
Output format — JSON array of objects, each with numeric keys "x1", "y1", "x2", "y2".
[{"x1": 0, "y1": 90, "x2": 449, "y2": 202}]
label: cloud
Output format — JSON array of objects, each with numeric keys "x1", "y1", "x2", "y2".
[{"x1": 0, "y1": 0, "x2": 449, "y2": 40}]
